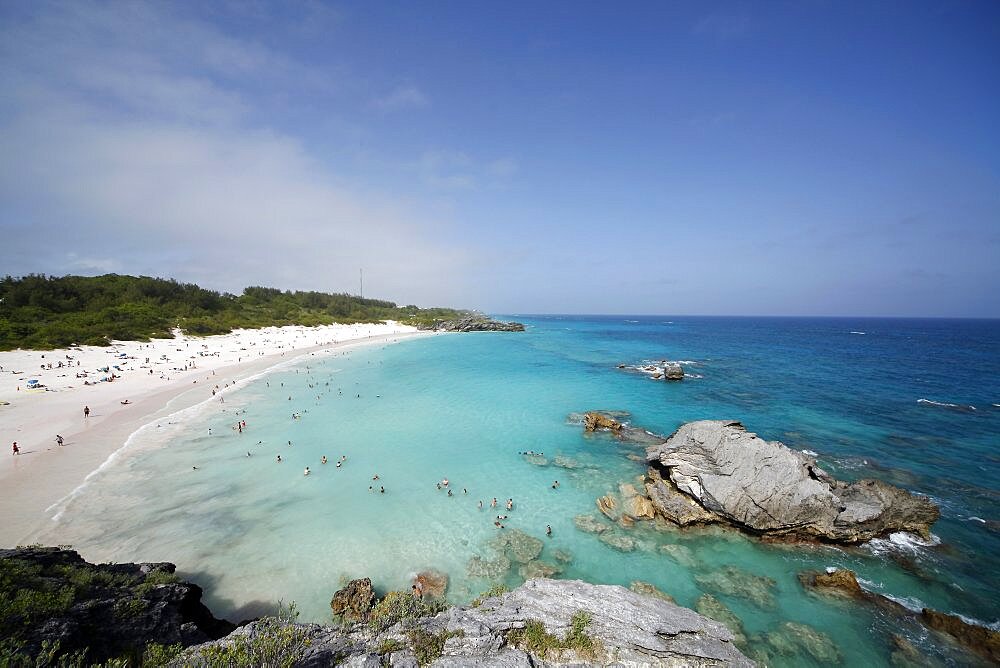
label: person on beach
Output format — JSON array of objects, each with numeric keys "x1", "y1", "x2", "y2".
[
  {"x1": 84, "y1": 406, "x2": 90, "y2": 418},
  {"x1": 56, "y1": 435, "x2": 64, "y2": 446},
  {"x1": 12, "y1": 442, "x2": 18, "y2": 455}
]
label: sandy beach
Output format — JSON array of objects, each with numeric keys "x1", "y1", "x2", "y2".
[{"x1": 0, "y1": 322, "x2": 428, "y2": 546}]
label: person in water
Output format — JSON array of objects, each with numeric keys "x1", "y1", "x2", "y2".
[
  {"x1": 491, "y1": 498, "x2": 497, "y2": 508},
  {"x1": 380, "y1": 486, "x2": 385, "y2": 494},
  {"x1": 304, "y1": 467, "x2": 310, "y2": 476},
  {"x1": 552, "y1": 480, "x2": 559, "y2": 489},
  {"x1": 546, "y1": 524, "x2": 552, "y2": 536},
  {"x1": 321, "y1": 456, "x2": 328, "y2": 464},
  {"x1": 276, "y1": 455, "x2": 282, "y2": 462}
]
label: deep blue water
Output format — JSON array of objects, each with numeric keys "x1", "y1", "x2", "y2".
[{"x1": 46, "y1": 315, "x2": 1000, "y2": 666}]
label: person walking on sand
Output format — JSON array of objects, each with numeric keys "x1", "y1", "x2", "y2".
[
  {"x1": 56, "y1": 435, "x2": 64, "y2": 446},
  {"x1": 84, "y1": 406, "x2": 90, "y2": 418},
  {"x1": 12, "y1": 442, "x2": 18, "y2": 455}
]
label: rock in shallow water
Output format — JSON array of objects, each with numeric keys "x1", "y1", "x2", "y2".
[
  {"x1": 466, "y1": 554, "x2": 512, "y2": 579},
  {"x1": 599, "y1": 531, "x2": 638, "y2": 552},
  {"x1": 490, "y1": 529, "x2": 544, "y2": 564},
  {"x1": 646, "y1": 420, "x2": 940, "y2": 543},
  {"x1": 630, "y1": 580, "x2": 676, "y2": 604},
  {"x1": 764, "y1": 621, "x2": 842, "y2": 664},
  {"x1": 573, "y1": 513, "x2": 611, "y2": 534},
  {"x1": 696, "y1": 594, "x2": 748, "y2": 649},
  {"x1": 694, "y1": 565, "x2": 777, "y2": 609},
  {"x1": 330, "y1": 577, "x2": 376, "y2": 621}
]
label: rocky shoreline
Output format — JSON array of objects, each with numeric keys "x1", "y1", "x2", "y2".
[
  {"x1": 1, "y1": 547, "x2": 750, "y2": 667},
  {"x1": 419, "y1": 316, "x2": 525, "y2": 332}
]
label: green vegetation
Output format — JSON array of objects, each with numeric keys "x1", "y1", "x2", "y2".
[
  {"x1": 405, "y1": 628, "x2": 464, "y2": 666},
  {"x1": 471, "y1": 583, "x2": 509, "y2": 607},
  {"x1": 374, "y1": 638, "x2": 406, "y2": 655},
  {"x1": 140, "y1": 642, "x2": 183, "y2": 667},
  {"x1": 193, "y1": 602, "x2": 307, "y2": 668},
  {"x1": 367, "y1": 591, "x2": 447, "y2": 634},
  {"x1": 506, "y1": 611, "x2": 602, "y2": 661},
  {"x1": 0, "y1": 273, "x2": 468, "y2": 350},
  {"x1": 0, "y1": 554, "x2": 185, "y2": 666}
]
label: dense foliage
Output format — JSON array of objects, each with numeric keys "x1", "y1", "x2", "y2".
[{"x1": 0, "y1": 274, "x2": 467, "y2": 350}]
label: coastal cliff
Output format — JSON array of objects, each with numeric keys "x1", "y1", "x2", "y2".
[{"x1": 419, "y1": 316, "x2": 525, "y2": 332}]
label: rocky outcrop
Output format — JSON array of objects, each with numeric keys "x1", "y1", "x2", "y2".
[
  {"x1": 646, "y1": 420, "x2": 939, "y2": 543},
  {"x1": 801, "y1": 568, "x2": 1000, "y2": 664},
  {"x1": 663, "y1": 362, "x2": 684, "y2": 381},
  {"x1": 331, "y1": 578, "x2": 376, "y2": 621},
  {"x1": 0, "y1": 547, "x2": 234, "y2": 665},
  {"x1": 576, "y1": 410, "x2": 665, "y2": 446},
  {"x1": 421, "y1": 316, "x2": 525, "y2": 332},
  {"x1": 584, "y1": 411, "x2": 624, "y2": 433},
  {"x1": 177, "y1": 578, "x2": 753, "y2": 667}
]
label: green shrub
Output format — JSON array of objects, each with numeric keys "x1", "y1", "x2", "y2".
[
  {"x1": 374, "y1": 638, "x2": 406, "y2": 655},
  {"x1": 368, "y1": 591, "x2": 446, "y2": 634},
  {"x1": 141, "y1": 642, "x2": 183, "y2": 667},
  {"x1": 135, "y1": 570, "x2": 180, "y2": 597},
  {"x1": 507, "y1": 611, "x2": 602, "y2": 661},
  {"x1": 196, "y1": 617, "x2": 308, "y2": 668},
  {"x1": 405, "y1": 629, "x2": 464, "y2": 666}
]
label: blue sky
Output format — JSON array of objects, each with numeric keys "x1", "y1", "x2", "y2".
[{"x1": 1, "y1": 1, "x2": 997, "y2": 316}]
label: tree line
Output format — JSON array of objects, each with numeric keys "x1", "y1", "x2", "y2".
[{"x1": 0, "y1": 274, "x2": 466, "y2": 350}]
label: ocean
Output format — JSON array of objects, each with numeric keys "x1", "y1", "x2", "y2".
[{"x1": 41, "y1": 315, "x2": 1000, "y2": 666}]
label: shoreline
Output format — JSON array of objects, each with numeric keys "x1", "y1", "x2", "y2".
[{"x1": 0, "y1": 323, "x2": 434, "y2": 546}]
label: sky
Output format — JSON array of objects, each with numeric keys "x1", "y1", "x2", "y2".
[{"x1": 1, "y1": 1, "x2": 998, "y2": 317}]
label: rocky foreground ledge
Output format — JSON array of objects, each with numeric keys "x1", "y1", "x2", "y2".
[
  {"x1": 420, "y1": 316, "x2": 525, "y2": 332},
  {"x1": 2, "y1": 547, "x2": 751, "y2": 667}
]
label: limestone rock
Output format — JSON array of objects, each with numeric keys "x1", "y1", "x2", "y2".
[
  {"x1": 645, "y1": 466, "x2": 722, "y2": 526},
  {"x1": 599, "y1": 532, "x2": 637, "y2": 552},
  {"x1": 920, "y1": 608, "x2": 1000, "y2": 663},
  {"x1": 466, "y1": 554, "x2": 511, "y2": 580},
  {"x1": 764, "y1": 621, "x2": 841, "y2": 664},
  {"x1": 659, "y1": 543, "x2": 696, "y2": 567},
  {"x1": 695, "y1": 594, "x2": 748, "y2": 649},
  {"x1": 413, "y1": 571, "x2": 449, "y2": 599},
  {"x1": 663, "y1": 362, "x2": 684, "y2": 381},
  {"x1": 331, "y1": 578, "x2": 376, "y2": 621},
  {"x1": 573, "y1": 513, "x2": 611, "y2": 534},
  {"x1": 629, "y1": 581, "x2": 676, "y2": 604},
  {"x1": 551, "y1": 549, "x2": 573, "y2": 564},
  {"x1": 596, "y1": 494, "x2": 619, "y2": 520},
  {"x1": 517, "y1": 560, "x2": 561, "y2": 579},
  {"x1": 584, "y1": 412, "x2": 624, "y2": 433},
  {"x1": 421, "y1": 316, "x2": 525, "y2": 332},
  {"x1": 694, "y1": 566, "x2": 776, "y2": 609},
  {"x1": 646, "y1": 420, "x2": 940, "y2": 543},
  {"x1": 627, "y1": 494, "x2": 656, "y2": 520},
  {"x1": 490, "y1": 529, "x2": 544, "y2": 564},
  {"x1": 797, "y1": 568, "x2": 863, "y2": 598}
]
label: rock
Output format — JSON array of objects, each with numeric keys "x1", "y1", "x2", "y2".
[
  {"x1": 573, "y1": 513, "x2": 611, "y2": 534},
  {"x1": 331, "y1": 578, "x2": 376, "y2": 621},
  {"x1": 599, "y1": 532, "x2": 638, "y2": 552},
  {"x1": 646, "y1": 420, "x2": 940, "y2": 543},
  {"x1": 466, "y1": 554, "x2": 512, "y2": 580},
  {"x1": 413, "y1": 571, "x2": 448, "y2": 599},
  {"x1": 552, "y1": 455, "x2": 580, "y2": 469},
  {"x1": 584, "y1": 411, "x2": 624, "y2": 433},
  {"x1": 619, "y1": 482, "x2": 639, "y2": 498},
  {"x1": 663, "y1": 362, "x2": 684, "y2": 381},
  {"x1": 551, "y1": 549, "x2": 573, "y2": 564},
  {"x1": 518, "y1": 560, "x2": 561, "y2": 579},
  {"x1": 630, "y1": 581, "x2": 676, "y2": 604},
  {"x1": 0, "y1": 547, "x2": 233, "y2": 665},
  {"x1": 522, "y1": 453, "x2": 548, "y2": 466},
  {"x1": 890, "y1": 634, "x2": 944, "y2": 668},
  {"x1": 490, "y1": 529, "x2": 544, "y2": 564},
  {"x1": 659, "y1": 543, "x2": 696, "y2": 567},
  {"x1": 920, "y1": 608, "x2": 1000, "y2": 663},
  {"x1": 695, "y1": 594, "x2": 748, "y2": 649},
  {"x1": 596, "y1": 494, "x2": 619, "y2": 520},
  {"x1": 618, "y1": 514, "x2": 636, "y2": 528},
  {"x1": 764, "y1": 621, "x2": 841, "y2": 664},
  {"x1": 797, "y1": 568, "x2": 863, "y2": 598},
  {"x1": 627, "y1": 494, "x2": 656, "y2": 520},
  {"x1": 421, "y1": 316, "x2": 525, "y2": 332},
  {"x1": 694, "y1": 566, "x2": 776, "y2": 609},
  {"x1": 646, "y1": 466, "x2": 722, "y2": 526}
]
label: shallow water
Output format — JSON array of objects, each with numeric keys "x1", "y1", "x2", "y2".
[{"x1": 42, "y1": 316, "x2": 1000, "y2": 665}]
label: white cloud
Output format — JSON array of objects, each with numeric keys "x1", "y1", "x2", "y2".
[{"x1": 373, "y1": 84, "x2": 430, "y2": 111}]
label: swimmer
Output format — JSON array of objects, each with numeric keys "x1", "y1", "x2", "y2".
[
  {"x1": 276, "y1": 455, "x2": 282, "y2": 462},
  {"x1": 463, "y1": 488, "x2": 468, "y2": 494},
  {"x1": 552, "y1": 480, "x2": 559, "y2": 489},
  {"x1": 447, "y1": 489, "x2": 453, "y2": 497},
  {"x1": 336, "y1": 462, "x2": 342, "y2": 468},
  {"x1": 546, "y1": 525, "x2": 552, "y2": 536},
  {"x1": 380, "y1": 486, "x2": 385, "y2": 494},
  {"x1": 442, "y1": 478, "x2": 449, "y2": 487},
  {"x1": 478, "y1": 500, "x2": 483, "y2": 509},
  {"x1": 304, "y1": 467, "x2": 310, "y2": 476},
  {"x1": 491, "y1": 498, "x2": 497, "y2": 508},
  {"x1": 247, "y1": 452, "x2": 251, "y2": 457},
  {"x1": 369, "y1": 485, "x2": 373, "y2": 492},
  {"x1": 373, "y1": 474, "x2": 380, "y2": 480},
  {"x1": 321, "y1": 456, "x2": 327, "y2": 464},
  {"x1": 436, "y1": 483, "x2": 441, "y2": 490},
  {"x1": 506, "y1": 499, "x2": 513, "y2": 511}
]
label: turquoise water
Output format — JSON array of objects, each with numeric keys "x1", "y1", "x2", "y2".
[{"x1": 43, "y1": 316, "x2": 1000, "y2": 665}]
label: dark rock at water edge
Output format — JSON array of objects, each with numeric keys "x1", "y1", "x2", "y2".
[
  {"x1": 330, "y1": 577, "x2": 376, "y2": 622},
  {"x1": 0, "y1": 546, "x2": 234, "y2": 665},
  {"x1": 420, "y1": 316, "x2": 525, "y2": 332}
]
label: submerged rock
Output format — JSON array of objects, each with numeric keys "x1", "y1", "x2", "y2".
[
  {"x1": 646, "y1": 420, "x2": 940, "y2": 543},
  {"x1": 522, "y1": 453, "x2": 548, "y2": 466},
  {"x1": 330, "y1": 577, "x2": 376, "y2": 621},
  {"x1": 490, "y1": 529, "x2": 544, "y2": 564},
  {"x1": 694, "y1": 566, "x2": 776, "y2": 609},
  {"x1": 630, "y1": 581, "x2": 676, "y2": 604},
  {"x1": 552, "y1": 455, "x2": 581, "y2": 469},
  {"x1": 695, "y1": 594, "x2": 748, "y2": 649},
  {"x1": 551, "y1": 549, "x2": 574, "y2": 564},
  {"x1": 573, "y1": 513, "x2": 611, "y2": 534},
  {"x1": 920, "y1": 608, "x2": 1000, "y2": 664},
  {"x1": 658, "y1": 543, "x2": 697, "y2": 567},
  {"x1": 413, "y1": 570, "x2": 449, "y2": 599},
  {"x1": 764, "y1": 621, "x2": 842, "y2": 664},
  {"x1": 797, "y1": 568, "x2": 863, "y2": 599},
  {"x1": 518, "y1": 560, "x2": 561, "y2": 579},
  {"x1": 599, "y1": 532, "x2": 638, "y2": 552},
  {"x1": 596, "y1": 494, "x2": 620, "y2": 520},
  {"x1": 466, "y1": 554, "x2": 512, "y2": 579}
]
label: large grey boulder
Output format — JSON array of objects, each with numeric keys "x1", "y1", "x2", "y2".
[{"x1": 646, "y1": 420, "x2": 939, "y2": 543}]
